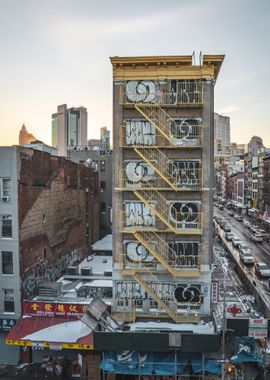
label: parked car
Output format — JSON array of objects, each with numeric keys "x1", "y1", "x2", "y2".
[
  {"x1": 250, "y1": 226, "x2": 259, "y2": 234},
  {"x1": 235, "y1": 215, "x2": 244, "y2": 222},
  {"x1": 239, "y1": 251, "x2": 254, "y2": 265},
  {"x1": 256, "y1": 229, "x2": 267, "y2": 238},
  {"x1": 225, "y1": 232, "x2": 234, "y2": 241},
  {"x1": 228, "y1": 211, "x2": 234, "y2": 217},
  {"x1": 219, "y1": 205, "x2": 224, "y2": 210},
  {"x1": 239, "y1": 243, "x2": 252, "y2": 254},
  {"x1": 223, "y1": 224, "x2": 231, "y2": 232},
  {"x1": 232, "y1": 237, "x2": 242, "y2": 248},
  {"x1": 255, "y1": 262, "x2": 270, "y2": 278},
  {"x1": 251, "y1": 233, "x2": 264, "y2": 243}
]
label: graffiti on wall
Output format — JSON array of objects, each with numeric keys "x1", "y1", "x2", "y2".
[
  {"x1": 124, "y1": 241, "x2": 154, "y2": 263},
  {"x1": 168, "y1": 118, "x2": 201, "y2": 146},
  {"x1": 22, "y1": 248, "x2": 83, "y2": 296},
  {"x1": 126, "y1": 81, "x2": 161, "y2": 103},
  {"x1": 125, "y1": 120, "x2": 156, "y2": 146},
  {"x1": 125, "y1": 201, "x2": 155, "y2": 227},
  {"x1": 125, "y1": 161, "x2": 155, "y2": 186},
  {"x1": 168, "y1": 201, "x2": 200, "y2": 229}
]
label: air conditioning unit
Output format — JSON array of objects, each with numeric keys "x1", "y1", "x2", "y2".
[
  {"x1": 81, "y1": 267, "x2": 93, "y2": 276},
  {"x1": 2, "y1": 196, "x2": 10, "y2": 202},
  {"x1": 66, "y1": 266, "x2": 79, "y2": 275},
  {"x1": 38, "y1": 282, "x2": 63, "y2": 297}
]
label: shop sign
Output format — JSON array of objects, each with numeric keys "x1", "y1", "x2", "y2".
[
  {"x1": 6, "y1": 339, "x2": 94, "y2": 350},
  {"x1": 211, "y1": 281, "x2": 218, "y2": 303},
  {"x1": 249, "y1": 318, "x2": 268, "y2": 339},
  {"x1": 22, "y1": 301, "x2": 88, "y2": 318},
  {"x1": 0, "y1": 318, "x2": 16, "y2": 332}
]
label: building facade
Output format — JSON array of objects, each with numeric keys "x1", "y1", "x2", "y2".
[
  {"x1": 111, "y1": 54, "x2": 224, "y2": 323},
  {"x1": 69, "y1": 148, "x2": 112, "y2": 237},
  {"x1": 52, "y1": 104, "x2": 88, "y2": 156}
]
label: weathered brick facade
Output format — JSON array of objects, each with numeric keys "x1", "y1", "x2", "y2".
[{"x1": 18, "y1": 149, "x2": 99, "y2": 297}]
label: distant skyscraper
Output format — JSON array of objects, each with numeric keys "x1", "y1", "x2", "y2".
[
  {"x1": 248, "y1": 135, "x2": 264, "y2": 158},
  {"x1": 100, "y1": 127, "x2": 110, "y2": 151},
  {"x1": 19, "y1": 124, "x2": 37, "y2": 145},
  {"x1": 214, "y1": 113, "x2": 230, "y2": 155},
  {"x1": 51, "y1": 104, "x2": 87, "y2": 156}
]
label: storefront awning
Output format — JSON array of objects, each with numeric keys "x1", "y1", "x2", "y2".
[{"x1": 6, "y1": 317, "x2": 94, "y2": 350}]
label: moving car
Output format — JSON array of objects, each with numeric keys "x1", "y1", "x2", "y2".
[
  {"x1": 228, "y1": 211, "x2": 234, "y2": 217},
  {"x1": 255, "y1": 262, "x2": 270, "y2": 278},
  {"x1": 218, "y1": 205, "x2": 224, "y2": 210},
  {"x1": 232, "y1": 237, "x2": 241, "y2": 248},
  {"x1": 251, "y1": 233, "x2": 263, "y2": 243},
  {"x1": 239, "y1": 243, "x2": 252, "y2": 254},
  {"x1": 235, "y1": 215, "x2": 244, "y2": 222}
]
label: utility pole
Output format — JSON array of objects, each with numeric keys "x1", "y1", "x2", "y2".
[{"x1": 221, "y1": 283, "x2": 227, "y2": 380}]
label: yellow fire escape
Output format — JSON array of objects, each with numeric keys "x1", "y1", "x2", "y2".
[{"x1": 121, "y1": 85, "x2": 203, "y2": 323}]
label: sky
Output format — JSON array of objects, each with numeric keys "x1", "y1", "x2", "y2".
[{"x1": 0, "y1": 0, "x2": 269, "y2": 147}]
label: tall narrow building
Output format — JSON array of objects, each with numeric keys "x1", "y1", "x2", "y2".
[
  {"x1": 111, "y1": 54, "x2": 224, "y2": 323},
  {"x1": 51, "y1": 104, "x2": 88, "y2": 156}
]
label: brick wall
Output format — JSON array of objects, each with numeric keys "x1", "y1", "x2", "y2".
[{"x1": 19, "y1": 149, "x2": 99, "y2": 296}]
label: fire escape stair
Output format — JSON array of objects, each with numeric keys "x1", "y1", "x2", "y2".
[
  {"x1": 133, "y1": 231, "x2": 200, "y2": 278},
  {"x1": 134, "y1": 146, "x2": 179, "y2": 191},
  {"x1": 135, "y1": 104, "x2": 176, "y2": 146}
]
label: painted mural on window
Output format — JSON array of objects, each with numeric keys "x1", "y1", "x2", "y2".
[
  {"x1": 125, "y1": 161, "x2": 155, "y2": 187},
  {"x1": 169, "y1": 80, "x2": 202, "y2": 104},
  {"x1": 169, "y1": 160, "x2": 200, "y2": 188},
  {"x1": 114, "y1": 281, "x2": 204, "y2": 309},
  {"x1": 125, "y1": 201, "x2": 155, "y2": 227},
  {"x1": 168, "y1": 241, "x2": 199, "y2": 267},
  {"x1": 125, "y1": 120, "x2": 156, "y2": 146},
  {"x1": 168, "y1": 201, "x2": 200, "y2": 230},
  {"x1": 168, "y1": 118, "x2": 201, "y2": 146},
  {"x1": 124, "y1": 240, "x2": 154, "y2": 263},
  {"x1": 125, "y1": 81, "x2": 161, "y2": 103}
]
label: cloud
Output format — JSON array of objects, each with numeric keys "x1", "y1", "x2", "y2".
[
  {"x1": 40, "y1": 1, "x2": 216, "y2": 47},
  {"x1": 217, "y1": 106, "x2": 241, "y2": 114}
]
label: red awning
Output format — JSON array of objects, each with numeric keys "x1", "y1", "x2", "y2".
[{"x1": 6, "y1": 317, "x2": 94, "y2": 350}]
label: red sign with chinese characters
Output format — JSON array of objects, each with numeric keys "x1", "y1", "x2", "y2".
[{"x1": 22, "y1": 301, "x2": 88, "y2": 318}]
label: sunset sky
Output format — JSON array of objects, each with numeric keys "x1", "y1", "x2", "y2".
[{"x1": 0, "y1": 0, "x2": 269, "y2": 146}]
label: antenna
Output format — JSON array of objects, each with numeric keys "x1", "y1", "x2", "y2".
[
  {"x1": 192, "y1": 51, "x2": 196, "y2": 66},
  {"x1": 199, "y1": 51, "x2": 203, "y2": 66}
]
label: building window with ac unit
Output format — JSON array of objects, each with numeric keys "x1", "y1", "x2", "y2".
[
  {"x1": 0, "y1": 178, "x2": 11, "y2": 202},
  {"x1": 3, "y1": 289, "x2": 15, "y2": 313},
  {"x1": 2, "y1": 251, "x2": 13, "y2": 274},
  {"x1": 1, "y1": 215, "x2": 12, "y2": 238}
]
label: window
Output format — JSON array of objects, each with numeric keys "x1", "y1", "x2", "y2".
[
  {"x1": 3, "y1": 289, "x2": 14, "y2": 313},
  {"x1": 0, "y1": 178, "x2": 11, "y2": 202},
  {"x1": 2, "y1": 251, "x2": 13, "y2": 274},
  {"x1": 1, "y1": 215, "x2": 12, "y2": 238},
  {"x1": 100, "y1": 160, "x2": 106, "y2": 172},
  {"x1": 100, "y1": 202, "x2": 106, "y2": 213},
  {"x1": 100, "y1": 181, "x2": 106, "y2": 191}
]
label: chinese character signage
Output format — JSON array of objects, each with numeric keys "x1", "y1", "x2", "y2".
[
  {"x1": 211, "y1": 281, "x2": 218, "y2": 303},
  {"x1": 249, "y1": 318, "x2": 268, "y2": 339},
  {"x1": 22, "y1": 301, "x2": 88, "y2": 317},
  {"x1": 0, "y1": 318, "x2": 16, "y2": 332}
]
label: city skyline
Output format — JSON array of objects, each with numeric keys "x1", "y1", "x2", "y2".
[{"x1": 0, "y1": 0, "x2": 270, "y2": 146}]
